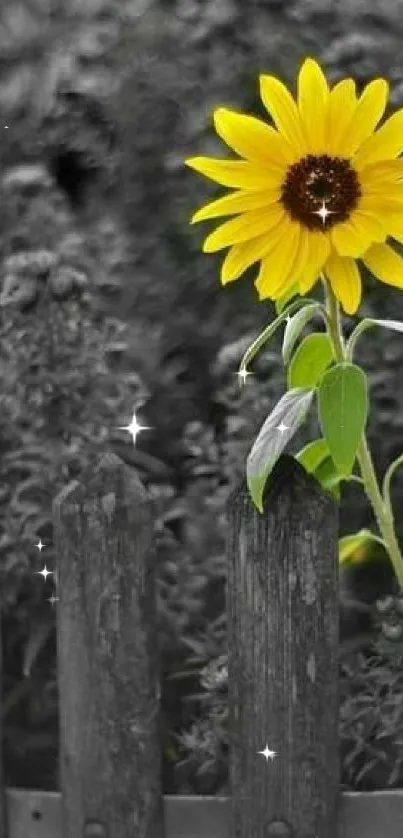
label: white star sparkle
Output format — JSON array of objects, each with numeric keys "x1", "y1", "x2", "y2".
[
  {"x1": 47, "y1": 594, "x2": 60, "y2": 607},
  {"x1": 276, "y1": 422, "x2": 289, "y2": 434},
  {"x1": 258, "y1": 744, "x2": 277, "y2": 762},
  {"x1": 36, "y1": 565, "x2": 53, "y2": 581},
  {"x1": 313, "y1": 200, "x2": 335, "y2": 225},
  {"x1": 236, "y1": 367, "x2": 253, "y2": 386},
  {"x1": 34, "y1": 539, "x2": 46, "y2": 552},
  {"x1": 117, "y1": 410, "x2": 152, "y2": 445}
]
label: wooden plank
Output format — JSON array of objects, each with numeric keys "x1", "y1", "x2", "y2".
[
  {"x1": 0, "y1": 603, "x2": 6, "y2": 838},
  {"x1": 5, "y1": 790, "x2": 403, "y2": 838},
  {"x1": 226, "y1": 454, "x2": 339, "y2": 838},
  {"x1": 52, "y1": 452, "x2": 165, "y2": 838}
]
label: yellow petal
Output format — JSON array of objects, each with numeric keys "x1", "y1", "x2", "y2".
[
  {"x1": 326, "y1": 79, "x2": 357, "y2": 155},
  {"x1": 298, "y1": 232, "x2": 331, "y2": 293},
  {"x1": 359, "y1": 160, "x2": 403, "y2": 186},
  {"x1": 354, "y1": 108, "x2": 403, "y2": 169},
  {"x1": 221, "y1": 226, "x2": 283, "y2": 284},
  {"x1": 330, "y1": 219, "x2": 372, "y2": 257},
  {"x1": 185, "y1": 156, "x2": 281, "y2": 189},
  {"x1": 259, "y1": 74, "x2": 308, "y2": 156},
  {"x1": 290, "y1": 226, "x2": 312, "y2": 283},
  {"x1": 360, "y1": 184, "x2": 403, "y2": 203},
  {"x1": 254, "y1": 221, "x2": 301, "y2": 299},
  {"x1": 191, "y1": 188, "x2": 280, "y2": 223},
  {"x1": 374, "y1": 210, "x2": 403, "y2": 245},
  {"x1": 297, "y1": 58, "x2": 329, "y2": 152},
  {"x1": 203, "y1": 205, "x2": 284, "y2": 252},
  {"x1": 362, "y1": 241, "x2": 403, "y2": 289},
  {"x1": 338, "y1": 79, "x2": 388, "y2": 157},
  {"x1": 324, "y1": 250, "x2": 362, "y2": 314},
  {"x1": 213, "y1": 108, "x2": 295, "y2": 166},
  {"x1": 350, "y1": 209, "x2": 386, "y2": 243},
  {"x1": 359, "y1": 192, "x2": 403, "y2": 214}
]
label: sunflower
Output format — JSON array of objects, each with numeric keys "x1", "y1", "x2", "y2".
[{"x1": 185, "y1": 58, "x2": 403, "y2": 314}]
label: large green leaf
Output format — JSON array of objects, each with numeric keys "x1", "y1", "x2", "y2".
[
  {"x1": 247, "y1": 387, "x2": 314, "y2": 513},
  {"x1": 282, "y1": 303, "x2": 325, "y2": 365},
  {"x1": 347, "y1": 317, "x2": 403, "y2": 360},
  {"x1": 317, "y1": 362, "x2": 368, "y2": 476},
  {"x1": 287, "y1": 332, "x2": 334, "y2": 389}
]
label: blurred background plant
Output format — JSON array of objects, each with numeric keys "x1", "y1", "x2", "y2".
[{"x1": 1, "y1": 0, "x2": 403, "y2": 796}]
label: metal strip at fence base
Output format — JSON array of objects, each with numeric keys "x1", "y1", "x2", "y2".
[{"x1": 4, "y1": 789, "x2": 403, "y2": 838}]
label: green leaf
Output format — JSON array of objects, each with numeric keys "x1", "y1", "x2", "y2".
[
  {"x1": 312, "y1": 454, "x2": 342, "y2": 499},
  {"x1": 287, "y1": 332, "x2": 334, "y2": 389},
  {"x1": 338, "y1": 529, "x2": 385, "y2": 565},
  {"x1": 282, "y1": 303, "x2": 325, "y2": 365},
  {"x1": 318, "y1": 362, "x2": 368, "y2": 477},
  {"x1": 309, "y1": 453, "x2": 363, "y2": 500},
  {"x1": 347, "y1": 317, "x2": 403, "y2": 361},
  {"x1": 239, "y1": 296, "x2": 317, "y2": 374},
  {"x1": 296, "y1": 440, "x2": 343, "y2": 499},
  {"x1": 247, "y1": 387, "x2": 314, "y2": 513},
  {"x1": 295, "y1": 438, "x2": 330, "y2": 473},
  {"x1": 275, "y1": 283, "x2": 299, "y2": 314},
  {"x1": 299, "y1": 444, "x2": 363, "y2": 499}
]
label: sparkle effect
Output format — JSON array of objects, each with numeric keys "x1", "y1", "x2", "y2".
[
  {"x1": 35, "y1": 539, "x2": 46, "y2": 552},
  {"x1": 258, "y1": 744, "x2": 277, "y2": 762},
  {"x1": 280, "y1": 154, "x2": 361, "y2": 231},
  {"x1": 47, "y1": 595, "x2": 60, "y2": 607},
  {"x1": 36, "y1": 565, "x2": 53, "y2": 581},
  {"x1": 117, "y1": 410, "x2": 152, "y2": 445},
  {"x1": 313, "y1": 200, "x2": 336, "y2": 225},
  {"x1": 237, "y1": 367, "x2": 253, "y2": 385},
  {"x1": 276, "y1": 422, "x2": 289, "y2": 434}
]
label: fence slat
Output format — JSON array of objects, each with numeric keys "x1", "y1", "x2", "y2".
[
  {"x1": 0, "y1": 603, "x2": 6, "y2": 838},
  {"x1": 227, "y1": 453, "x2": 339, "y2": 838},
  {"x1": 6, "y1": 789, "x2": 403, "y2": 838},
  {"x1": 53, "y1": 452, "x2": 165, "y2": 838}
]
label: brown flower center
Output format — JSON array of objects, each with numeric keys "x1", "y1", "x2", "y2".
[{"x1": 280, "y1": 154, "x2": 361, "y2": 231}]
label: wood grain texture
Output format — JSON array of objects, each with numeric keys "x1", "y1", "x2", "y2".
[
  {"x1": 6, "y1": 789, "x2": 403, "y2": 838},
  {"x1": 0, "y1": 603, "x2": 6, "y2": 838},
  {"x1": 226, "y1": 454, "x2": 339, "y2": 838},
  {"x1": 52, "y1": 452, "x2": 165, "y2": 838}
]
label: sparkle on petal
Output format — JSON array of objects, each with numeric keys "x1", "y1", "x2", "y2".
[
  {"x1": 36, "y1": 565, "x2": 53, "y2": 581},
  {"x1": 35, "y1": 539, "x2": 46, "y2": 552},
  {"x1": 117, "y1": 410, "x2": 152, "y2": 446},
  {"x1": 258, "y1": 744, "x2": 277, "y2": 762},
  {"x1": 276, "y1": 422, "x2": 288, "y2": 434}
]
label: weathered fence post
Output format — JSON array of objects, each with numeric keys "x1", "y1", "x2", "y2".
[
  {"x1": 53, "y1": 452, "x2": 165, "y2": 838},
  {"x1": 227, "y1": 454, "x2": 339, "y2": 838},
  {"x1": 0, "y1": 600, "x2": 6, "y2": 838}
]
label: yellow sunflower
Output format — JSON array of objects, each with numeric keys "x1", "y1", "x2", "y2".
[{"x1": 185, "y1": 58, "x2": 403, "y2": 314}]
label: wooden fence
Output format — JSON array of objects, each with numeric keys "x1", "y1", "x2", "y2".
[{"x1": 1, "y1": 451, "x2": 403, "y2": 837}]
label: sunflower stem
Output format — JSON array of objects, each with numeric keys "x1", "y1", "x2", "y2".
[{"x1": 321, "y1": 277, "x2": 403, "y2": 592}]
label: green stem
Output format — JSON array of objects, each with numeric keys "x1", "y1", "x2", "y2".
[{"x1": 321, "y1": 277, "x2": 403, "y2": 591}]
